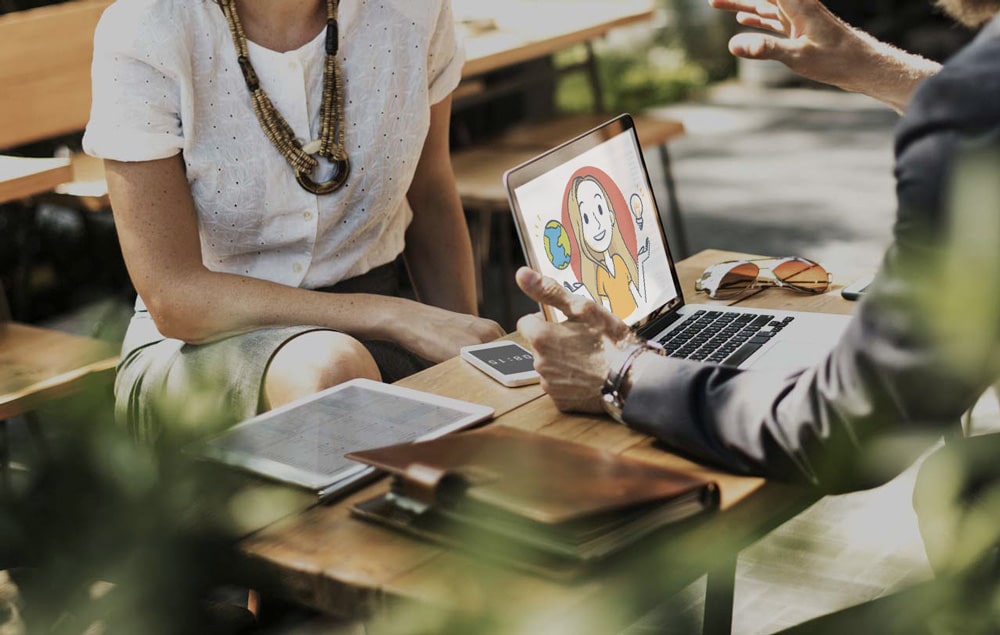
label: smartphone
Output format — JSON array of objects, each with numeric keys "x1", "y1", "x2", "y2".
[
  {"x1": 460, "y1": 341, "x2": 541, "y2": 387},
  {"x1": 841, "y1": 274, "x2": 874, "y2": 301}
]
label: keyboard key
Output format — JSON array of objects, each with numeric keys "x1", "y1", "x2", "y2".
[{"x1": 723, "y1": 342, "x2": 764, "y2": 367}]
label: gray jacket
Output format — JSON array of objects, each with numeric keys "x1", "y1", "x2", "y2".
[{"x1": 622, "y1": 16, "x2": 1000, "y2": 491}]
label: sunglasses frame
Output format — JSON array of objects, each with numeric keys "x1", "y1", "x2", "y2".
[{"x1": 695, "y1": 257, "x2": 832, "y2": 300}]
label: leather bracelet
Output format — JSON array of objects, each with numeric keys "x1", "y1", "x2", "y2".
[{"x1": 601, "y1": 340, "x2": 662, "y2": 424}]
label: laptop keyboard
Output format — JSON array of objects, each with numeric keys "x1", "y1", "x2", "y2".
[{"x1": 656, "y1": 310, "x2": 796, "y2": 367}]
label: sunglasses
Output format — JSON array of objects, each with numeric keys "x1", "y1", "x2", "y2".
[{"x1": 695, "y1": 257, "x2": 832, "y2": 300}]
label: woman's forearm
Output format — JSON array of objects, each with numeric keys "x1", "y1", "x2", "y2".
[{"x1": 404, "y1": 95, "x2": 479, "y2": 316}]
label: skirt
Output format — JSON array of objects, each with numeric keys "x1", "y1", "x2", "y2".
[{"x1": 114, "y1": 262, "x2": 432, "y2": 445}]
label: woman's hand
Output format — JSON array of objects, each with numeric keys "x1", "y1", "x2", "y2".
[{"x1": 397, "y1": 304, "x2": 505, "y2": 363}]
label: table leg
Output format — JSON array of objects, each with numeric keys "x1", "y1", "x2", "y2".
[
  {"x1": 702, "y1": 554, "x2": 737, "y2": 635},
  {"x1": 497, "y1": 212, "x2": 517, "y2": 330},
  {"x1": 0, "y1": 419, "x2": 10, "y2": 498},
  {"x1": 584, "y1": 41, "x2": 606, "y2": 113},
  {"x1": 471, "y1": 209, "x2": 491, "y2": 312},
  {"x1": 658, "y1": 144, "x2": 690, "y2": 259}
]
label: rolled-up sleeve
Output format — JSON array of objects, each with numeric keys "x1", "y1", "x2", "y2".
[
  {"x1": 83, "y1": 2, "x2": 184, "y2": 162},
  {"x1": 426, "y1": 0, "x2": 464, "y2": 105}
]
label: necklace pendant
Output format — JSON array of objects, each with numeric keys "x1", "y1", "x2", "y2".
[{"x1": 296, "y1": 156, "x2": 350, "y2": 195}]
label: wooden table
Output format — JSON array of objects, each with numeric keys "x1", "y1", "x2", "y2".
[
  {"x1": 0, "y1": 155, "x2": 72, "y2": 204},
  {"x1": 238, "y1": 249, "x2": 857, "y2": 634},
  {"x1": 458, "y1": 0, "x2": 656, "y2": 79}
]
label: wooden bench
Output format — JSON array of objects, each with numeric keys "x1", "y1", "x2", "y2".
[
  {"x1": 0, "y1": 0, "x2": 119, "y2": 494},
  {"x1": 0, "y1": 0, "x2": 114, "y2": 311}
]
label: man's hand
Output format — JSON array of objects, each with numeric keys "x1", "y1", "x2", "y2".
[
  {"x1": 711, "y1": 0, "x2": 871, "y2": 88},
  {"x1": 709, "y1": 0, "x2": 940, "y2": 112},
  {"x1": 516, "y1": 267, "x2": 635, "y2": 413}
]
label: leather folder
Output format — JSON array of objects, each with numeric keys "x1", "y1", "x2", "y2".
[{"x1": 348, "y1": 426, "x2": 719, "y2": 578}]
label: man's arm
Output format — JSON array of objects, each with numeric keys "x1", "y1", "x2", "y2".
[{"x1": 709, "y1": 0, "x2": 941, "y2": 112}]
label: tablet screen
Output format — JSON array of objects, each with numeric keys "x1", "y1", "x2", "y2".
[{"x1": 199, "y1": 379, "x2": 494, "y2": 492}]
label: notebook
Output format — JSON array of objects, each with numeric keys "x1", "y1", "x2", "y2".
[
  {"x1": 503, "y1": 114, "x2": 851, "y2": 371},
  {"x1": 348, "y1": 425, "x2": 719, "y2": 578},
  {"x1": 197, "y1": 378, "x2": 494, "y2": 501}
]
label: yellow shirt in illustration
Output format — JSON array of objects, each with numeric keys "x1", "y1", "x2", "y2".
[{"x1": 596, "y1": 254, "x2": 637, "y2": 319}]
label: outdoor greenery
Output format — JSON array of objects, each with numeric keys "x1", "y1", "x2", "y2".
[{"x1": 555, "y1": 0, "x2": 737, "y2": 114}]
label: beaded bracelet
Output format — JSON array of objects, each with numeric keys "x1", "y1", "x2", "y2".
[{"x1": 601, "y1": 340, "x2": 663, "y2": 424}]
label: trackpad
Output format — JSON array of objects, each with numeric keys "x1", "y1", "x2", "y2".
[{"x1": 747, "y1": 338, "x2": 834, "y2": 372}]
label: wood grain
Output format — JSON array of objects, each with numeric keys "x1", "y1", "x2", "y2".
[
  {"x1": 0, "y1": 155, "x2": 72, "y2": 205},
  {"x1": 239, "y1": 250, "x2": 855, "y2": 627},
  {"x1": 460, "y1": 1, "x2": 656, "y2": 78},
  {"x1": 0, "y1": 322, "x2": 118, "y2": 420},
  {"x1": 0, "y1": 0, "x2": 112, "y2": 149}
]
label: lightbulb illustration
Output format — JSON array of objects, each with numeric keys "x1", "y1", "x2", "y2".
[{"x1": 629, "y1": 193, "x2": 644, "y2": 231}]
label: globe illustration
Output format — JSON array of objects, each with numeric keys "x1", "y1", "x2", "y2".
[{"x1": 543, "y1": 220, "x2": 571, "y2": 270}]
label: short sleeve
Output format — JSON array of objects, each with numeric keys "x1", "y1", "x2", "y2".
[
  {"x1": 426, "y1": 0, "x2": 465, "y2": 104},
  {"x1": 83, "y1": 1, "x2": 184, "y2": 162}
]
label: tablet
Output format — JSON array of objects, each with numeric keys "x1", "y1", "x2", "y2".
[{"x1": 198, "y1": 378, "x2": 494, "y2": 500}]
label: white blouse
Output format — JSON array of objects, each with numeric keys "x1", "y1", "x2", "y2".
[{"x1": 84, "y1": 0, "x2": 463, "y2": 290}]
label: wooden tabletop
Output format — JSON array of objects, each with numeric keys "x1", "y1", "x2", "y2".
[
  {"x1": 459, "y1": 0, "x2": 656, "y2": 78},
  {"x1": 0, "y1": 322, "x2": 118, "y2": 420},
  {"x1": 0, "y1": 155, "x2": 72, "y2": 205},
  {"x1": 237, "y1": 250, "x2": 857, "y2": 630}
]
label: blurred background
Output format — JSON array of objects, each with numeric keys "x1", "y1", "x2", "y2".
[
  {"x1": 0, "y1": 0, "x2": 976, "y2": 334},
  {"x1": 0, "y1": 0, "x2": 986, "y2": 633}
]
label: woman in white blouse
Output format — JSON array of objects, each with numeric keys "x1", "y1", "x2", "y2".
[{"x1": 84, "y1": 0, "x2": 504, "y2": 442}]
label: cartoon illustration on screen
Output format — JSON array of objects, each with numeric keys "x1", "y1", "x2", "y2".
[
  {"x1": 551, "y1": 167, "x2": 650, "y2": 320},
  {"x1": 629, "y1": 193, "x2": 644, "y2": 231}
]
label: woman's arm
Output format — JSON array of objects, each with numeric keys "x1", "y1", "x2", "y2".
[
  {"x1": 106, "y1": 154, "x2": 499, "y2": 361},
  {"x1": 403, "y1": 96, "x2": 480, "y2": 316}
]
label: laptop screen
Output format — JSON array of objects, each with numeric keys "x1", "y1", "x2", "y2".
[{"x1": 506, "y1": 117, "x2": 681, "y2": 326}]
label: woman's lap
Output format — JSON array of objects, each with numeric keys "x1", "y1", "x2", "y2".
[{"x1": 115, "y1": 262, "x2": 432, "y2": 444}]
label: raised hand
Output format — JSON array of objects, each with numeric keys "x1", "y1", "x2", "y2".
[
  {"x1": 708, "y1": 0, "x2": 940, "y2": 111},
  {"x1": 638, "y1": 237, "x2": 651, "y2": 263},
  {"x1": 516, "y1": 267, "x2": 635, "y2": 413},
  {"x1": 712, "y1": 0, "x2": 870, "y2": 86}
]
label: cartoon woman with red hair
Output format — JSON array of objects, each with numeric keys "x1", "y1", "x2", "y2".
[{"x1": 563, "y1": 168, "x2": 650, "y2": 320}]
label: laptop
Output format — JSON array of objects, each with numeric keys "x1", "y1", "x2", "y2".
[{"x1": 503, "y1": 114, "x2": 851, "y2": 371}]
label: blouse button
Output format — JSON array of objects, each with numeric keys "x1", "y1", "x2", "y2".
[
  {"x1": 303, "y1": 211, "x2": 314, "y2": 221},
  {"x1": 293, "y1": 263, "x2": 303, "y2": 274}
]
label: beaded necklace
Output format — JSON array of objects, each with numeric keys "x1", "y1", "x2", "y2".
[{"x1": 219, "y1": 0, "x2": 348, "y2": 195}]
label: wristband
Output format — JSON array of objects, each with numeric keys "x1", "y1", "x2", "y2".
[{"x1": 601, "y1": 340, "x2": 662, "y2": 424}]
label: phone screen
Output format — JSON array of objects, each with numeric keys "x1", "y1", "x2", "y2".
[{"x1": 464, "y1": 344, "x2": 535, "y2": 375}]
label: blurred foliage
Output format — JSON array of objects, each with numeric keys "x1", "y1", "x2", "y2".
[
  {"x1": 554, "y1": 0, "x2": 734, "y2": 115},
  {"x1": 658, "y1": 0, "x2": 739, "y2": 82},
  {"x1": 555, "y1": 48, "x2": 708, "y2": 115},
  {"x1": 0, "y1": 382, "x2": 274, "y2": 634}
]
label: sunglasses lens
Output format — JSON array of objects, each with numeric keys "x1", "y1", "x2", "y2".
[
  {"x1": 773, "y1": 259, "x2": 830, "y2": 293},
  {"x1": 712, "y1": 262, "x2": 760, "y2": 298}
]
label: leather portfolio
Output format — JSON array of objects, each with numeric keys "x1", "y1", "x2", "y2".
[{"x1": 348, "y1": 425, "x2": 719, "y2": 577}]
